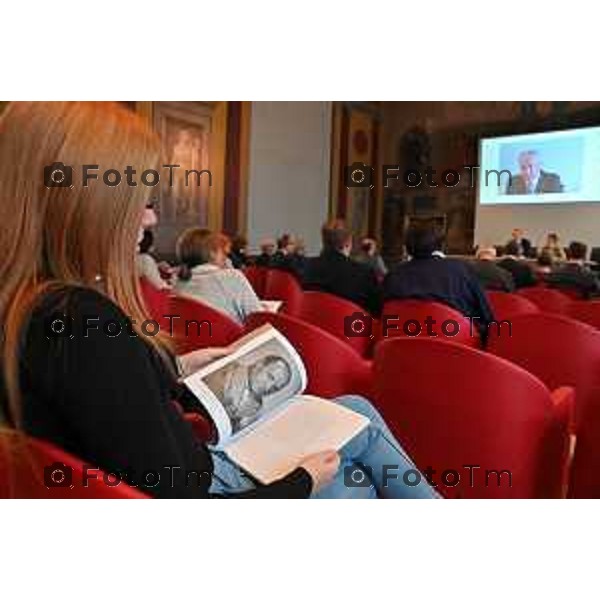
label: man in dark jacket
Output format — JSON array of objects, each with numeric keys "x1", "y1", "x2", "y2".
[
  {"x1": 303, "y1": 219, "x2": 381, "y2": 315},
  {"x1": 384, "y1": 225, "x2": 494, "y2": 336},
  {"x1": 469, "y1": 247, "x2": 515, "y2": 292},
  {"x1": 546, "y1": 241, "x2": 600, "y2": 298}
]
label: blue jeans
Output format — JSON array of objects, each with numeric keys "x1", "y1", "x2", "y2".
[{"x1": 209, "y1": 395, "x2": 440, "y2": 499}]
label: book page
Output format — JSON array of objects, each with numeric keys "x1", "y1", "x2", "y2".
[
  {"x1": 224, "y1": 396, "x2": 370, "y2": 484},
  {"x1": 184, "y1": 325, "x2": 307, "y2": 446}
]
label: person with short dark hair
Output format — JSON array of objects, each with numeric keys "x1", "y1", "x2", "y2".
[
  {"x1": 496, "y1": 256, "x2": 538, "y2": 289},
  {"x1": 228, "y1": 234, "x2": 249, "y2": 269},
  {"x1": 354, "y1": 237, "x2": 388, "y2": 280},
  {"x1": 469, "y1": 247, "x2": 515, "y2": 292},
  {"x1": 254, "y1": 238, "x2": 277, "y2": 267},
  {"x1": 303, "y1": 219, "x2": 381, "y2": 314},
  {"x1": 271, "y1": 232, "x2": 307, "y2": 279},
  {"x1": 384, "y1": 225, "x2": 494, "y2": 338},
  {"x1": 546, "y1": 241, "x2": 600, "y2": 298},
  {"x1": 136, "y1": 224, "x2": 173, "y2": 289},
  {"x1": 504, "y1": 228, "x2": 533, "y2": 258}
]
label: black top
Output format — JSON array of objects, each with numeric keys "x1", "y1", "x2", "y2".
[
  {"x1": 468, "y1": 260, "x2": 515, "y2": 292},
  {"x1": 270, "y1": 251, "x2": 307, "y2": 281},
  {"x1": 9, "y1": 287, "x2": 312, "y2": 499},
  {"x1": 303, "y1": 249, "x2": 381, "y2": 315},
  {"x1": 545, "y1": 263, "x2": 600, "y2": 299},
  {"x1": 383, "y1": 256, "x2": 494, "y2": 332},
  {"x1": 497, "y1": 258, "x2": 538, "y2": 289}
]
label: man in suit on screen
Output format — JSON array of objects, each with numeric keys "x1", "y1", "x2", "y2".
[{"x1": 505, "y1": 150, "x2": 563, "y2": 194}]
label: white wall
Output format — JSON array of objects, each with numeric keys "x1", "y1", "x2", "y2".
[
  {"x1": 475, "y1": 203, "x2": 600, "y2": 251},
  {"x1": 246, "y1": 101, "x2": 332, "y2": 255}
]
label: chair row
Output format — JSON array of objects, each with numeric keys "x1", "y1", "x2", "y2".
[
  {"x1": 140, "y1": 277, "x2": 600, "y2": 498},
  {"x1": 1, "y1": 334, "x2": 578, "y2": 500}
]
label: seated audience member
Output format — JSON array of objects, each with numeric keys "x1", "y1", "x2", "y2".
[
  {"x1": 354, "y1": 237, "x2": 388, "y2": 280},
  {"x1": 384, "y1": 225, "x2": 494, "y2": 336},
  {"x1": 468, "y1": 247, "x2": 515, "y2": 292},
  {"x1": 497, "y1": 254, "x2": 538, "y2": 289},
  {"x1": 545, "y1": 241, "x2": 600, "y2": 299},
  {"x1": 175, "y1": 228, "x2": 263, "y2": 324},
  {"x1": 540, "y1": 232, "x2": 567, "y2": 262},
  {"x1": 535, "y1": 253, "x2": 555, "y2": 278},
  {"x1": 136, "y1": 228, "x2": 172, "y2": 289},
  {"x1": 303, "y1": 220, "x2": 381, "y2": 315},
  {"x1": 0, "y1": 102, "x2": 438, "y2": 500},
  {"x1": 271, "y1": 233, "x2": 307, "y2": 279},
  {"x1": 254, "y1": 238, "x2": 277, "y2": 267},
  {"x1": 505, "y1": 228, "x2": 533, "y2": 258},
  {"x1": 229, "y1": 235, "x2": 249, "y2": 269}
]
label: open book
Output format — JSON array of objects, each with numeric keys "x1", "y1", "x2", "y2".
[{"x1": 183, "y1": 324, "x2": 369, "y2": 484}]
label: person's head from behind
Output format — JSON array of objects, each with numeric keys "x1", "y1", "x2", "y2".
[
  {"x1": 517, "y1": 151, "x2": 540, "y2": 185},
  {"x1": 277, "y1": 233, "x2": 297, "y2": 255},
  {"x1": 231, "y1": 235, "x2": 247, "y2": 255},
  {"x1": 405, "y1": 224, "x2": 443, "y2": 259},
  {"x1": 0, "y1": 101, "x2": 167, "y2": 425},
  {"x1": 569, "y1": 241, "x2": 588, "y2": 262},
  {"x1": 321, "y1": 219, "x2": 352, "y2": 256},
  {"x1": 546, "y1": 232, "x2": 560, "y2": 247},
  {"x1": 476, "y1": 246, "x2": 497, "y2": 261},
  {"x1": 259, "y1": 238, "x2": 277, "y2": 256},
  {"x1": 141, "y1": 199, "x2": 159, "y2": 237},
  {"x1": 360, "y1": 237, "x2": 377, "y2": 256},
  {"x1": 248, "y1": 355, "x2": 292, "y2": 398},
  {"x1": 176, "y1": 228, "x2": 229, "y2": 278}
]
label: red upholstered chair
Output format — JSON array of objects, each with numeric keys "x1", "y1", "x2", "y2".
[
  {"x1": 486, "y1": 291, "x2": 540, "y2": 322},
  {"x1": 372, "y1": 338, "x2": 573, "y2": 499},
  {"x1": 517, "y1": 287, "x2": 573, "y2": 314},
  {"x1": 263, "y1": 269, "x2": 304, "y2": 316},
  {"x1": 244, "y1": 312, "x2": 373, "y2": 399},
  {"x1": 0, "y1": 432, "x2": 147, "y2": 499},
  {"x1": 242, "y1": 265, "x2": 268, "y2": 298},
  {"x1": 139, "y1": 277, "x2": 171, "y2": 330},
  {"x1": 378, "y1": 299, "x2": 480, "y2": 348},
  {"x1": 487, "y1": 313, "x2": 600, "y2": 498},
  {"x1": 169, "y1": 294, "x2": 244, "y2": 354},
  {"x1": 567, "y1": 301, "x2": 600, "y2": 330},
  {"x1": 296, "y1": 291, "x2": 372, "y2": 356}
]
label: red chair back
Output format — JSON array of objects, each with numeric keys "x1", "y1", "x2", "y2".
[
  {"x1": 242, "y1": 266, "x2": 268, "y2": 298},
  {"x1": 486, "y1": 291, "x2": 540, "y2": 322},
  {"x1": 372, "y1": 338, "x2": 572, "y2": 498},
  {"x1": 244, "y1": 312, "x2": 372, "y2": 399},
  {"x1": 140, "y1": 277, "x2": 171, "y2": 329},
  {"x1": 263, "y1": 269, "x2": 304, "y2": 316},
  {"x1": 487, "y1": 313, "x2": 600, "y2": 498},
  {"x1": 517, "y1": 287, "x2": 573, "y2": 314},
  {"x1": 169, "y1": 294, "x2": 244, "y2": 354},
  {"x1": 296, "y1": 291, "x2": 371, "y2": 356},
  {"x1": 567, "y1": 301, "x2": 600, "y2": 330},
  {"x1": 0, "y1": 432, "x2": 147, "y2": 498},
  {"x1": 379, "y1": 299, "x2": 479, "y2": 348}
]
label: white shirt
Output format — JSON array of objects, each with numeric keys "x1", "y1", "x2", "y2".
[{"x1": 136, "y1": 253, "x2": 170, "y2": 289}]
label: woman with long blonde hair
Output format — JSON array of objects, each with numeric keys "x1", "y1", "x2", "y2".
[{"x1": 0, "y1": 102, "x2": 437, "y2": 499}]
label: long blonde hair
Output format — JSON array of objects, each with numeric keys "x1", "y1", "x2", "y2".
[{"x1": 0, "y1": 101, "x2": 171, "y2": 427}]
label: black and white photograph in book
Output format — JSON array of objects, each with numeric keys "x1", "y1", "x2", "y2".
[{"x1": 202, "y1": 346, "x2": 297, "y2": 434}]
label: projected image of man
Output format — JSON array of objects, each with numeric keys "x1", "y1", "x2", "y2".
[{"x1": 505, "y1": 150, "x2": 563, "y2": 195}]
